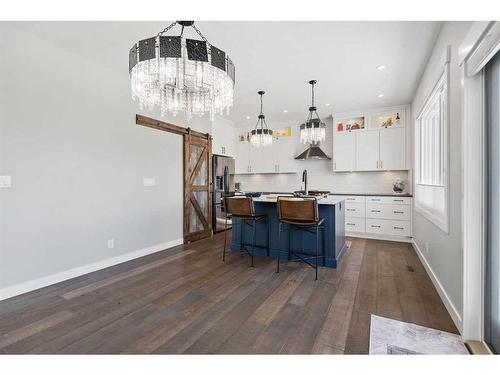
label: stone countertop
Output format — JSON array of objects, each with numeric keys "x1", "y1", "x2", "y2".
[
  {"x1": 330, "y1": 192, "x2": 413, "y2": 197},
  {"x1": 252, "y1": 194, "x2": 344, "y2": 206},
  {"x1": 242, "y1": 191, "x2": 413, "y2": 198}
]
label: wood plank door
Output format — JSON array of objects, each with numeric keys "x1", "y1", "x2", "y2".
[{"x1": 184, "y1": 130, "x2": 212, "y2": 243}]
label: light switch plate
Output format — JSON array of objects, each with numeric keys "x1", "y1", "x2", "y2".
[
  {"x1": 143, "y1": 178, "x2": 156, "y2": 187},
  {"x1": 0, "y1": 176, "x2": 11, "y2": 188}
]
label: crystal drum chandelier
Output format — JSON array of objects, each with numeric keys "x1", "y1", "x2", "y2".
[
  {"x1": 299, "y1": 80, "x2": 326, "y2": 144},
  {"x1": 249, "y1": 91, "x2": 274, "y2": 148},
  {"x1": 129, "y1": 21, "x2": 235, "y2": 121}
]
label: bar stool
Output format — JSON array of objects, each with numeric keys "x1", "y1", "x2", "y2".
[
  {"x1": 222, "y1": 196, "x2": 269, "y2": 267},
  {"x1": 276, "y1": 196, "x2": 325, "y2": 280}
]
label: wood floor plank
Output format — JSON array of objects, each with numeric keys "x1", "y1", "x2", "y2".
[
  {"x1": 0, "y1": 234, "x2": 459, "y2": 354},
  {"x1": 61, "y1": 249, "x2": 197, "y2": 299},
  {"x1": 0, "y1": 311, "x2": 74, "y2": 349}
]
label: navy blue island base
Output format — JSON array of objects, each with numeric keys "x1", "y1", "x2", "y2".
[{"x1": 230, "y1": 197, "x2": 347, "y2": 268}]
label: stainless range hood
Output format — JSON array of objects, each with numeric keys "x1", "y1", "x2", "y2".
[{"x1": 295, "y1": 143, "x2": 331, "y2": 160}]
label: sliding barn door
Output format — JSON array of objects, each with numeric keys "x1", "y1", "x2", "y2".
[{"x1": 184, "y1": 130, "x2": 212, "y2": 243}]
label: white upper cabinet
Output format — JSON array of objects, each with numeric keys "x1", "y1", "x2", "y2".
[
  {"x1": 333, "y1": 132, "x2": 356, "y2": 171},
  {"x1": 211, "y1": 120, "x2": 235, "y2": 157},
  {"x1": 356, "y1": 130, "x2": 380, "y2": 171},
  {"x1": 272, "y1": 138, "x2": 295, "y2": 172},
  {"x1": 379, "y1": 127, "x2": 406, "y2": 170},
  {"x1": 332, "y1": 106, "x2": 408, "y2": 172},
  {"x1": 234, "y1": 142, "x2": 250, "y2": 174}
]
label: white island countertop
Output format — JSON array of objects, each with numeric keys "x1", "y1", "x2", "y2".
[{"x1": 252, "y1": 194, "x2": 345, "y2": 206}]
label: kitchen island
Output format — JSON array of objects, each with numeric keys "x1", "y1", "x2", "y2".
[{"x1": 230, "y1": 195, "x2": 347, "y2": 268}]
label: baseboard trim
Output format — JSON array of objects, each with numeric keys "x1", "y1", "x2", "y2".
[
  {"x1": 346, "y1": 232, "x2": 413, "y2": 243},
  {"x1": 0, "y1": 238, "x2": 184, "y2": 302},
  {"x1": 411, "y1": 239, "x2": 463, "y2": 333}
]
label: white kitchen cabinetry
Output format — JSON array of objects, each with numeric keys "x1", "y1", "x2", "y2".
[
  {"x1": 211, "y1": 120, "x2": 235, "y2": 157},
  {"x1": 234, "y1": 137, "x2": 296, "y2": 174},
  {"x1": 332, "y1": 195, "x2": 413, "y2": 242},
  {"x1": 379, "y1": 127, "x2": 406, "y2": 170},
  {"x1": 234, "y1": 142, "x2": 251, "y2": 174},
  {"x1": 355, "y1": 130, "x2": 380, "y2": 171},
  {"x1": 333, "y1": 132, "x2": 356, "y2": 172},
  {"x1": 272, "y1": 138, "x2": 295, "y2": 173},
  {"x1": 332, "y1": 106, "x2": 409, "y2": 172}
]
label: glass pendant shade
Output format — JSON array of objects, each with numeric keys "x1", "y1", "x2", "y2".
[
  {"x1": 299, "y1": 80, "x2": 327, "y2": 144},
  {"x1": 249, "y1": 91, "x2": 274, "y2": 148},
  {"x1": 129, "y1": 21, "x2": 235, "y2": 121},
  {"x1": 250, "y1": 128, "x2": 273, "y2": 148},
  {"x1": 300, "y1": 118, "x2": 326, "y2": 144}
]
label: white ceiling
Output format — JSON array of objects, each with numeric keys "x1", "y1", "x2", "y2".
[{"x1": 13, "y1": 21, "x2": 441, "y2": 126}]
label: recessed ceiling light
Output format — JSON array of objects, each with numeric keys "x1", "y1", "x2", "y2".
[
  {"x1": 283, "y1": 110, "x2": 288, "y2": 113},
  {"x1": 245, "y1": 115, "x2": 251, "y2": 119},
  {"x1": 325, "y1": 103, "x2": 330, "y2": 107},
  {"x1": 377, "y1": 65, "x2": 386, "y2": 70},
  {"x1": 378, "y1": 94, "x2": 385, "y2": 98}
]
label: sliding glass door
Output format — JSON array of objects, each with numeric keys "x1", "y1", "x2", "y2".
[{"x1": 486, "y1": 50, "x2": 500, "y2": 353}]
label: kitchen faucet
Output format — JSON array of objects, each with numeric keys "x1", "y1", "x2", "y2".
[{"x1": 302, "y1": 169, "x2": 308, "y2": 195}]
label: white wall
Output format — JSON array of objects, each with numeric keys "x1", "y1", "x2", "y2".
[
  {"x1": 410, "y1": 21, "x2": 472, "y2": 329},
  {"x1": 0, "y1": 23, "x2": 219, "y2": 298},
  {"x1": 235, "y1": 116, "x2": 410, "y2": 194}
]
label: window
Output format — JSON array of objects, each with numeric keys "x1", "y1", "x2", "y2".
[{"x1": 415, "y1": 66, "x2": 449, "y2": 233}]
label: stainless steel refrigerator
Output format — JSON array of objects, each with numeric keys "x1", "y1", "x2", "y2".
[{"x1": 212, "y1": 155, "x2": 235, "y2": 233}]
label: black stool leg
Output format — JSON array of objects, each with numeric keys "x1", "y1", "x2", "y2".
[
  {"x1": 315, "y1": 225, "x2": 319, "y2": 280},
  {"x1": 267, "y1": 217, "x2": 270, "y2": 257},
  {"x1": 251, "y1": 219, "x2": 256, "y2": 267},
  {"x1": 222, "y1": 214, "x2": 228, "y2": 262},
  {"x1": 277, "y1": 222, "x2": 281, "y2": 273}
]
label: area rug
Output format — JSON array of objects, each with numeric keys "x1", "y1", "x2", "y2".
[{"x1": 369, "y1": 315, "x2": 469, "y2": 354}]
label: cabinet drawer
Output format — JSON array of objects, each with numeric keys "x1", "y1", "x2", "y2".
[
  {"x1": 332, "y1": 195, "x2": 365, "y2": 204},
  {"x1": 345, "y1": 217, "x2": 365, "y2": 233},
  {"x1": 366, "y1": 219, "x2": 411, "y2": 237},
  {"x1": 344, "y1": 202, "x2": 365, "y2": 218},
  {"x1": 366, "y1": 203, "x2": 411, "y2": 220},
  {"x1": 366, "y1": 196, "x2": 412, "y2": 205}
]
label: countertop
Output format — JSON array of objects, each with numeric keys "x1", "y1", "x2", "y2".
[
  {"x1": 252, "y1": 194, "x2": 344, "y2": 206},
  {"x1": 242, "y1": 191, "x2": 413, "y2": 198}
]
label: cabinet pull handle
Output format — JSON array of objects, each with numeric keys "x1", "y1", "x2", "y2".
[
  {"x1": 347, "y1": 223, "x2": 355, "y2": 226},
  {"x1": 371, "y1": 210, "x2": 381, "y2": 213},
  {"x1": 371, "y1": 225, "x2": 381, "y2": 228},
  {"x1": 347, "y1": 208, "x2": 355, "y2": 211},
  {"x1": 347, "y1": 198, "x2": 355, "y2": 201},
  {"x1": 371, "y1": 199, "x2": 381, "y2": 201},
  {"x1": 393, "y1": 211, "x2": 404, "y2": 214},
  {"x1": 380, "y1": 160, "x2": 383, "y2": 169},
  {"x1": 394, "y1": 226, "x2": 404, "y2": 230},
  {"x1": 394, "y1": 199, "x2": 404, "y2": 202}
]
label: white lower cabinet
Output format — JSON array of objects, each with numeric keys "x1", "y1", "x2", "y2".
[
  {"x1": 333, "y1": 195, "x2": 412, "y2": 241},
  {"x1": 366, "y1": 218, "x2": 412, "y2": 237}
]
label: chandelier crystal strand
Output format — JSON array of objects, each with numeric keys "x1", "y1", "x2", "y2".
[
  {"x1": 299, "y1": 80, "x2": 327, "y2": 144},
  {"x1": 129, "y1": 21, "x2": 234, "y2": 121},
  {"x1": 249, "y1": 91, "x2": 274, "y2": 148}
]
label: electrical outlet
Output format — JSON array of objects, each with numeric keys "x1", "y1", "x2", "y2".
[
  {"x1": 0, "y1": 176, "x2": 11, "y2": 188},
  {"x1": 107, "y1": 239, "x2": 115, "y2": 249},
  {"x1": 425, "y1": 242, "x2": 429, "y2": 253},
  {"x1": 143, "y1": 178, "x2": 156, "y2": 187}
]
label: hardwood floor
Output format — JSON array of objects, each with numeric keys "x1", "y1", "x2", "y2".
[{"x1": 0, "y1": 234, "x2": 459, "y2": 354}]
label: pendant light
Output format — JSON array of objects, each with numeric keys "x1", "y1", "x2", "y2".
[
  {"x1": 129, "y1": 21, "x2": 235, "y2": 121},
  {"x1": 300, "y1": 80, "x2": 326, "y2": 144},
  {"x1": 249, "y1": 91, "x2": 274, "y2": 148}
]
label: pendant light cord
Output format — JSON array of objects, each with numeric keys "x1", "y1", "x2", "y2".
[{"x1": 311, "y1": 81, "x2": 315, "y2": 107}]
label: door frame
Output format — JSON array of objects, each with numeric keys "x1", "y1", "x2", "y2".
[
  {"x1": 136, "y1": 114, "x2": 213, "y2": 243},
  {"x1": 460, "y1": 21, "x2": 500, "y2": 345}
]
